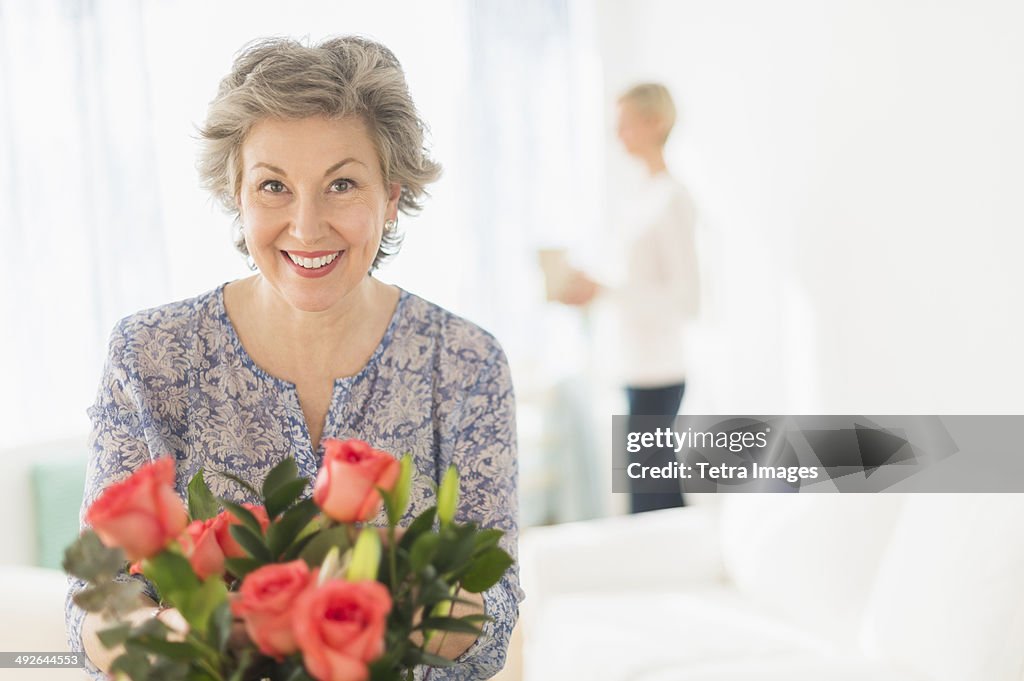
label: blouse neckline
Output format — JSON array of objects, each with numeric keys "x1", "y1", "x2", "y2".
[{"x1": 213, "y1": 280, "x2": 410, "y2": 392}]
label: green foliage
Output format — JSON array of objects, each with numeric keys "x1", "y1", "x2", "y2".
[
  {"x1": 382, "y1": 455, "x2": 414, "y2": 527},
  {"x1": 187, "y1": 468, "x2": 220, "y2": 521},
  {"x1": 63, "y1": 530, "x2": 124, "y2": 582},
  {"x1": 299, "y1": 525, "x2": 351, "y2": 568},
  {"x1": 436, "y1": 465, "x2": 459, "y2": 527},
  {"x1": 460, "y1": 546, "x2": 514, "y2": 593},
  {"x1": 67, "y1": 448, "x2": 517, "y2": 681}
]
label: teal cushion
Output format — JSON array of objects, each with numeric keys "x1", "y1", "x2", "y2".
[{"x1": 31, "y1": 458, "x2": 86, "y2": 570}]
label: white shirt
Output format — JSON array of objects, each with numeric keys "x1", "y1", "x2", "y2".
[{"x1": 609, "y1": 172, "x2": 700, "y2": 387}]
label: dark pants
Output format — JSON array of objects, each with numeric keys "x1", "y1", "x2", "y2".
[{"x1": 626, "y1": 382, "x2": 686, "y2": 514}]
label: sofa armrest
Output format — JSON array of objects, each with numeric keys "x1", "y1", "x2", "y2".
[{"x1": 519, "y1": 506, "x2": 725, "y2": 610}]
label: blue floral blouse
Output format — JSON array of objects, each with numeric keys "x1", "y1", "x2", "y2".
[{"x1": 66, "y1": 282, "x2": 523, "y2": 680}]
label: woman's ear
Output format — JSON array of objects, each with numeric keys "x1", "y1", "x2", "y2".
[{"x1": 387, "y1": 182, "x2": 401, "y2": 214}]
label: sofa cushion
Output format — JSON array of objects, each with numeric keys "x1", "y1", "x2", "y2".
[
  {"x1": 860, "y1": 494, "x2": 1024, "y2": 681},
  {"x1": 524, "y1": 586, "x2": 915, "y2": 681},
  {"x1": 718, "y1": 494, "x2": 906, "y2": 644},
  {"x1": 31, "y1": 457, "x2": 86, "y2": 570}
]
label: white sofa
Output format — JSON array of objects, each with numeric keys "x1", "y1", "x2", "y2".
[
  {"x1": 518, "y1": 494, "x2": 1024, "y2": 681},
  {"x1": 0, "y1": 439, "x2": 89, "y2": 680}
]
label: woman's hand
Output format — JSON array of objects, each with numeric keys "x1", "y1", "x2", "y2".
[{"x1": 557, "y1": 270, "x2": 601, "y2": 306}]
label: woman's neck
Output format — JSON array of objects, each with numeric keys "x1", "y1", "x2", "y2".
[
  {"x1": 635, "y1": 147, "x2": 668, "y2": 176},
  {"x1": 239, "y1": 274, "x2": 396, "y2": 377}
]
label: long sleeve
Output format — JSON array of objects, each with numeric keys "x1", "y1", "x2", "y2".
[
  {"x1": 426, "y1": 343, "x2": 524, "y2": 680},
  {"x1": 617, "y1": 185, "x2": 700, "y2": 322},
  {"x1": 66, "y1": 319, "x2": 160, "y2": 680}
]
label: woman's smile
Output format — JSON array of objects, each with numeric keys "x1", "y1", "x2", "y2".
[{"x1": 281, "y1": 249, "x2": 345, "y2": 278}]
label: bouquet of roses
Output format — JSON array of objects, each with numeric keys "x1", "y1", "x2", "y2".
[{"x1": 64, "y1": 439, "x2": 513, "y2": 681}]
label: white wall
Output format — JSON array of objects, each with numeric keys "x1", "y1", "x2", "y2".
[{"x1": 596, "y1": 0, "x2": 1024, "y2": 413}]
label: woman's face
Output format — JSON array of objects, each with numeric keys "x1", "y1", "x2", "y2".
[
  {"x1": 616, "y1": 100, "x2": 662, "y2": 157},
  {"x1": 237, "y1": 116, "x2": 400, "y2": 313}
]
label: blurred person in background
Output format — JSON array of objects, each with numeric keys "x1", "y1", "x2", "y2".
[{"x1": 557, "y1": 83, "x2": 700, "y2": 513}]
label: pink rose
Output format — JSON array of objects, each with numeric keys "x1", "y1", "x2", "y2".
[
  {"x1": 293, "y1": 580, "x2": 393, "y2": 681},
  {"x1": 313, "y1": 439, "x2": 400, "y2": 523},
  {"x1": 179, "y1": 518, "x2": 225, "y2": 580},
  {"x1": 85, "y1": 458, "x2": 188, "y2": 562},
  {"x1": 181, "y1": 505, "x2": 271, "y2": 580},
  {"x1": 231, "y1": 560, "x2": 315, "y2": 659},
  {"x1": 215, "y1": 504, "x2": 270, "y2": 559}
]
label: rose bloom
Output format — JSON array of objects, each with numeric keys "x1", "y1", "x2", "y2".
[
  {"x1": 85, "y1": 457, "x2": 188, "y2": 562},
  {"x1": 293, "y1": 579, "x2": 393, "y2": 681},
  {"x1": 313, "y1": 439, "x2": 400, "y2": 523},
  {"x1": 182, "y1": 505, "x2": 271, "y2": 580},
  {"x1": 232, "y1": 560, "x2": 316, "y2": 659},
  {"x1": 215, "y1": 504, "x2": 270, "y2": 559}
]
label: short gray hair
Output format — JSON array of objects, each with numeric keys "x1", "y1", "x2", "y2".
[{"x1": 197, "y1": 36, "x2": 442, "y2": 269}]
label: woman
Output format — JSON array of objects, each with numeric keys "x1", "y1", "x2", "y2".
[
  {"x1": 66, "y1": 36, "x2": 522, "y2": 680},
  {"x1": 558, "y1": 83, "x2": 700, "y2": 513}
]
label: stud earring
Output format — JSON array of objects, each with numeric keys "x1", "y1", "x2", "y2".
[{"x1": 385, "y1": 219, "x2": 397, "y2": 231}]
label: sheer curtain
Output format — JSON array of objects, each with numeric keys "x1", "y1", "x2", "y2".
[{"x1": 0, "y1": 0, "x2": 169, "y2": 447}]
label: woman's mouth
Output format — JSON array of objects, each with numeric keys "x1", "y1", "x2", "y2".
[{"x1": 281, "y1": 250, "x2": 344, "y2": 278}]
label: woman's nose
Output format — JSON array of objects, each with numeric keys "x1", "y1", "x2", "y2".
[{"x1": 290, "y1": 195, "x2": 328, "y2": 245}]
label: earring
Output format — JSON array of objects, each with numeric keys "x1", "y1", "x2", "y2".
[{"x1": 385, "y1": 219, "x2": 397, "y2": 231}]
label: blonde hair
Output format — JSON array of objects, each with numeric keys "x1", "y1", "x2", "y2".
[
  {"x1": 619, "y1": 82, "x2": 677, "y2": 145},
  {"x1": 197, "y1": 36, "x2": 442, "y2": 268}
]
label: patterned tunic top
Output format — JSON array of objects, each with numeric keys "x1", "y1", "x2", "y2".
[{"x1": 66, "y1": 283, "x2": 523, "y2": 680}]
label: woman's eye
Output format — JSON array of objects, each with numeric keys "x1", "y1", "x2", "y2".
[
  {"x1": 329, "y1": 179, "x2": 353, "y2": 193},
  {"x1": 260, "y1": 180, "x2": 287, "y2": 193}
]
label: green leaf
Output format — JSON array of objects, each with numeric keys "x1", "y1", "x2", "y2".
[
  {"x1": 224, "y1": 557, "x2": 265, "y2": 580},
  {"x1": 460, "y1": 546, "x2": 514, "y2": 593},
  {"x1": 219, "y1": 500, "x2": 264, "y2": 536},
  {"x1": 262, "y1": 458, "x2": 299, "y2": 501},
  {"x1": 73, "y1": 580, "x2": 144, "y2": 615},
  {"x1": 267, "y1": 498, "x2": 319, "y2": 557},
  {"x1": 434, "y1": 527, "x2": 477, "y2": 575},
  {"x1": 399, "y1": 507, "x2": 437, "y2": 551},
  {"x1": 299, "y1": 525, "x2": 351, "y2": 568},
  {"x1": 129, "y1": 637, "x2": 207, "y2": 661},
  {"x1": 62, "y1": 530, "x2": 125, "y2": 582},
  {"x1": 417, "y1": 578, "x2": 452, "y2": 606},
  {"x1": 281, "y1": 530, "x2": 318, "y2": 561},
  {"x1": 409, "y1": 533, "x2": 440, "y2": 573},
  {"x1": 437, "y1": 465, "x2": 459, "y2": 527},
  {"x1": 265, "y1": 478, "x2": 309, "y2": 519},
  {"x1": 384, "y1": 455, "x2": 414, "y2": 527},
  {"x1": 209, "y1": 601, "x2": 233, "y2": 654},
  {"x1": 420, "y1": 616, "x2": 483, "y2": 635},
  {"x1": 143, "y1": 551, "x2": 201, "y2": 601},
  {"x1": 96, "y1": 622, "x2": 133, "y2": 648},
  {"x1": 226, "y1": 650, "x2": 253, "y2": 681},
  {"x1": 229, "y1": 524, "x2": 273, "y2": 562},
  {"x1": 472, "y1": 529, "x2": 504, "y2": 554},
  {"x1": 111, "y1": 649, "x2": 151, "y2": 680},
  {"x1": 186, "y1": 468, "x2": 220, "y2": 521},
  {"x1": 146, "y1": 657, "x2": 190, "y2": 681},
  {"x1": 174, "y1": 576, "x2": 228, "y2": 637}
]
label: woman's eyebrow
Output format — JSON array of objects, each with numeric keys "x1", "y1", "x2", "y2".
[
  {"x1": 250, "y1": 161, "x2": 287, "y2": 175},
  {"x1": 323, "y1": 158, "x2": 366, "y2": 175},
  {"x1": 249, "y1": 158, "x2": 367, "y2": 177}
]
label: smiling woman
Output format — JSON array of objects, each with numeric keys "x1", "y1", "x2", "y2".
[{"x1": 66, "y1": 36, "x2": 523, "y2": 681}]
